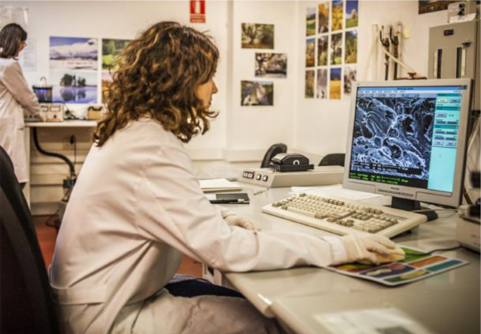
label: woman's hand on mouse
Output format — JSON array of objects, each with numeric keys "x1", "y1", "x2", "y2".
[{"x1": 339, "y1": 234, "x2": 396, "y2": 265}]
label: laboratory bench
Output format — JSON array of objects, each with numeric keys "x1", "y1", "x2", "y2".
[{"x1": 213, "y1": 186, "x2": 480, "y2": 334}]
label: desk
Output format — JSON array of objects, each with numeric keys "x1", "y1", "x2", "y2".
[
  {"x1": 24, "y1": 121, "x2": 97, "y2": 206},
  {"x1": 221, "y1": 187, "x2": 480, "y2": 334}
]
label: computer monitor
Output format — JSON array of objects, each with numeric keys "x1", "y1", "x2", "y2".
[{"x1": 343, "y1": 79, "x2": 472, "y2": 221}]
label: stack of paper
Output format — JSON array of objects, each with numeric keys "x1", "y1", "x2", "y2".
[{"x1": 199, "y1": 178, "x2": 243, "y2": 193}]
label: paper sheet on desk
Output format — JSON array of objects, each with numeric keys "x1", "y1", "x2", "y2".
[
  {"x1": 199, "y1": 178, "x2": 243, "y2": 193},
  {"x1": 315, "y1": 307, "x2": 434, "y2": 334},
  {"x1": 291, "y1": 184, "x2": 382, "y2": 201}
]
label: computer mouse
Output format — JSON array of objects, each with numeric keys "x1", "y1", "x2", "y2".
[{"x1": 360, "y1": 246, "x2": 406, "y2": 264}]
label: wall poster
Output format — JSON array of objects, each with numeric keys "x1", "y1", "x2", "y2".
[
  {"x1": 343, "y1": 66, "x2": 357, "y2": 100},
  {"x1": 255, "y1": 53, "x2": 287, "y2": 78},
  {"x1": 241, "y1": 80, "x2": 274, "y2": 106},
  {"x1": 306, "y1": 38, "x2": 316, "y2": 67},
  {"x1": 316, "y1": 68, "x2": 328, "y2": 99},
  {"x1": 329, "y1": 67, "x2": 341, "y2": 100},
  {"x1": 345, "y1": 30, "x2": 357, "y2": 64},
  {"x1": 331, "y1": 0, "x2": 343, "y2": 32},
  {"x1": 101, "y1": 38, "x2": 131, "y2": 102},
  {"x1": 318, "y1": 2, "x2": 330, "y2": 34},
  {"x1": 346, "y1": 0, "x2": 359, "y2": 28},
  {"x1": 317, "y1": 36, "x2": 329, "y2": 67},
  {"x1": 49, "y1": 37, "x2": 98, "y2": 104},
  {"x1": 305, "y1": 70, "x2": 315, "y2": 98},
  {"x1": 241, "y1": 23, "x2": 274, "y2": 49},
  {"x1": 306, "y1": 7, "x2": 316, "y2": 36},
  {"x1": 330, "y1": 33, "x2": 342, "y2": 65}
]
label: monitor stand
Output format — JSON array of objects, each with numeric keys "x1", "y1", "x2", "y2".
[{"x1": 390, "y1": 197, "x2": 439, "y2": 221}]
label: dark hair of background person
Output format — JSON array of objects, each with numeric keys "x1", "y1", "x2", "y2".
[
  {"x1": 0, "y1": 23, "x2": 27, "y2": 59},
  {"x1": 94, "y1": 21, "x2": 219, "y2": 146}
]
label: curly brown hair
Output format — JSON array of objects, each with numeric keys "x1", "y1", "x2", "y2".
[{"x1": 94, "y1": 21, "x2": 219, "y2": 146}]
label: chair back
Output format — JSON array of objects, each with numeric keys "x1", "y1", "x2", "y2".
[
  {"x1": 261, "y1": 143, "x2": 287, "y2": 168},
  {"x1": 319, "y1": 153, "x2": 346, "y2": 167},
  {"x1": 0, "y1": 146, "x2": 60, "y2": 334}
]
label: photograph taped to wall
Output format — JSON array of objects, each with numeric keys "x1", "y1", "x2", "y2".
[
  {"x1": 50, "y1": 37, "x2": 98, "y2": 71},
  {"x1": 330, "y1": 33, "x2": 342, "y2": 65},
  {"x1": 101, "y1": 71, "x2": 113, "y2": 103},
  {"x1": 345, "y1": 30, "x2": 357, "y2": 64},
  {"x1": 331, "y1": 0, "x2": 344, "y2": 32},
  {"x1": 305, "y1": 70, "x2": 315, "y2": 99},
  {"x1": 317, "y1": 68, "x2": 328, "y2": 99},
  {"x1": 329, "y1": 67, "x2": 341, "y2": 100},
  {"x1": 306, "y1": 7, "x2": 316, "y2": 36},
  {"x1": 50, "y1": 70, "x2": 98, "y2": 104},
  {"x1": 318, "y1": 36, "x2": 329, "y2": 66},
  {"x1": 318, "y1": 2, "x2": 330, "y2": 34},
  {"x1": 241, "y1": 23, "x2": 274, "y2": 49},
  {"x1": 306, "y1": 38, "x2": 316, "y2": 67},
  {"x1": 418, "y1": 0, "x2": 458, "y2": 14},
  {"x1": 345, "y1": 0, "x2": 359, "y2": 28},
  {"x1": 102, "y1": 38, "x2": 131, "y2": 72},
  {"x1": 255, "y1": 53, "x2": 287, "y2": 78},
  {"x1": 241, "y1": 81, "x2": 274, "y2": 106},
  {"x1": 343, "y1": 66, "x2": 356, "y2": 100}
]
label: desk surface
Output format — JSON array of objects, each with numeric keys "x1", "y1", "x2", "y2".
[
  {"x1": 25, "y1": 120, "x2": 97, "y2": 127},
  {"x1": 225, "y1": 187, "x2": 480, "y2": 334}
]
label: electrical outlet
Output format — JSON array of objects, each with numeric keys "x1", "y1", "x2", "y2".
[{"x1": 63, "y1": 137, "x2": 74, "y2": 150}]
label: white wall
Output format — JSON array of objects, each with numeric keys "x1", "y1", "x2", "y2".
[
  {"x1": 226, "y1": 0, "x2": 298, "y2": 161},
  {"x1": 294, "y1": 0, "x2": 448, "y2": 160}
]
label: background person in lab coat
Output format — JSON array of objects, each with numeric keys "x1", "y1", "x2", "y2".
[
  {"x1": 49, "y1": 21, "x2": 397, "y2": 334},
  {"x1": 0, "y1": 23, "x2": 44, "y2": 188}
]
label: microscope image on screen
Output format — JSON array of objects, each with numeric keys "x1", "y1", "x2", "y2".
[{"x1": 350, "y1": 96, "x2": 436, "y2": 189}]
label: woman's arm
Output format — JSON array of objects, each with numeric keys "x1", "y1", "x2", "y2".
[
  {"x1": 135, "y1": 143, "x2": 342, "y2": 272},
  {"x1": 1, "y1": 61, "x2": 41, "y2": 116}
]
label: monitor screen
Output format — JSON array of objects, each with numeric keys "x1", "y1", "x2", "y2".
[{"x1": 343, "y1": 79, "x2": 471, "y2": 209}]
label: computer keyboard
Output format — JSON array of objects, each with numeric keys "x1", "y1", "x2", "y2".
[{"x1": 262, "y1": 193, "x2": 427, "y2": 238}]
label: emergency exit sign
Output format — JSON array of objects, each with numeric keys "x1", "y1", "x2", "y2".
[{"x1": 190, "y1": 0, "x2": 206, "y2": 23}]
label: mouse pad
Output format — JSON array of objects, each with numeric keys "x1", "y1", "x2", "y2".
[{"x1": 327, "y1": 246, "x2": 468, "y2": 286}]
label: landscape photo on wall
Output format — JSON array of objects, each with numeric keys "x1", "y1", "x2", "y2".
[
  {"x1": 241, "y1": 23, "x2": 274, "y2": 49},
  {"x1": 241, "y1": 80, "x2": 274, "y2": 106}
]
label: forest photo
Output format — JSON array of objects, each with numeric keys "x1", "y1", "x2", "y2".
[{"x1": 242, "y1": 23, "x2": 274, "y2": 49}]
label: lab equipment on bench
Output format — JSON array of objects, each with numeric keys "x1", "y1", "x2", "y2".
[
  {"x1": 240, "y1": 153, "x2": 344, "y2": 188},
  {"x1": 240, "y1": 166, "x2": 344, "y2": 188}
]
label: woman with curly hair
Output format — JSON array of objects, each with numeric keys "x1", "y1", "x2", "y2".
[{"x1": 49, "y1": 22, "x2": 395, "y2": 334}]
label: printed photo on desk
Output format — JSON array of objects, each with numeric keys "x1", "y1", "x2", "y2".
[{"x1": 328, "y1": 246, "x2": 468, "y2": 286}]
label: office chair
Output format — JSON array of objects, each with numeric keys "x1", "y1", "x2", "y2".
[
  {"x1": 319, "y1": 153, "x2": 346, "y2": 167},
  {"x1": 0, "y1": 146, "x2": 60, "y2": 334},
  {"x1": 261, "y1": 143, "x2": 287, "y2": 168}
]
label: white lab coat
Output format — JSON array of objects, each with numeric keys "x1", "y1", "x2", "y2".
[
  {"x1": 0, "y1": 58, "x2": 40, "y2": 183},
  {"x1": 49, "y1": 118, "x2": 346, "y2": 334}
]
